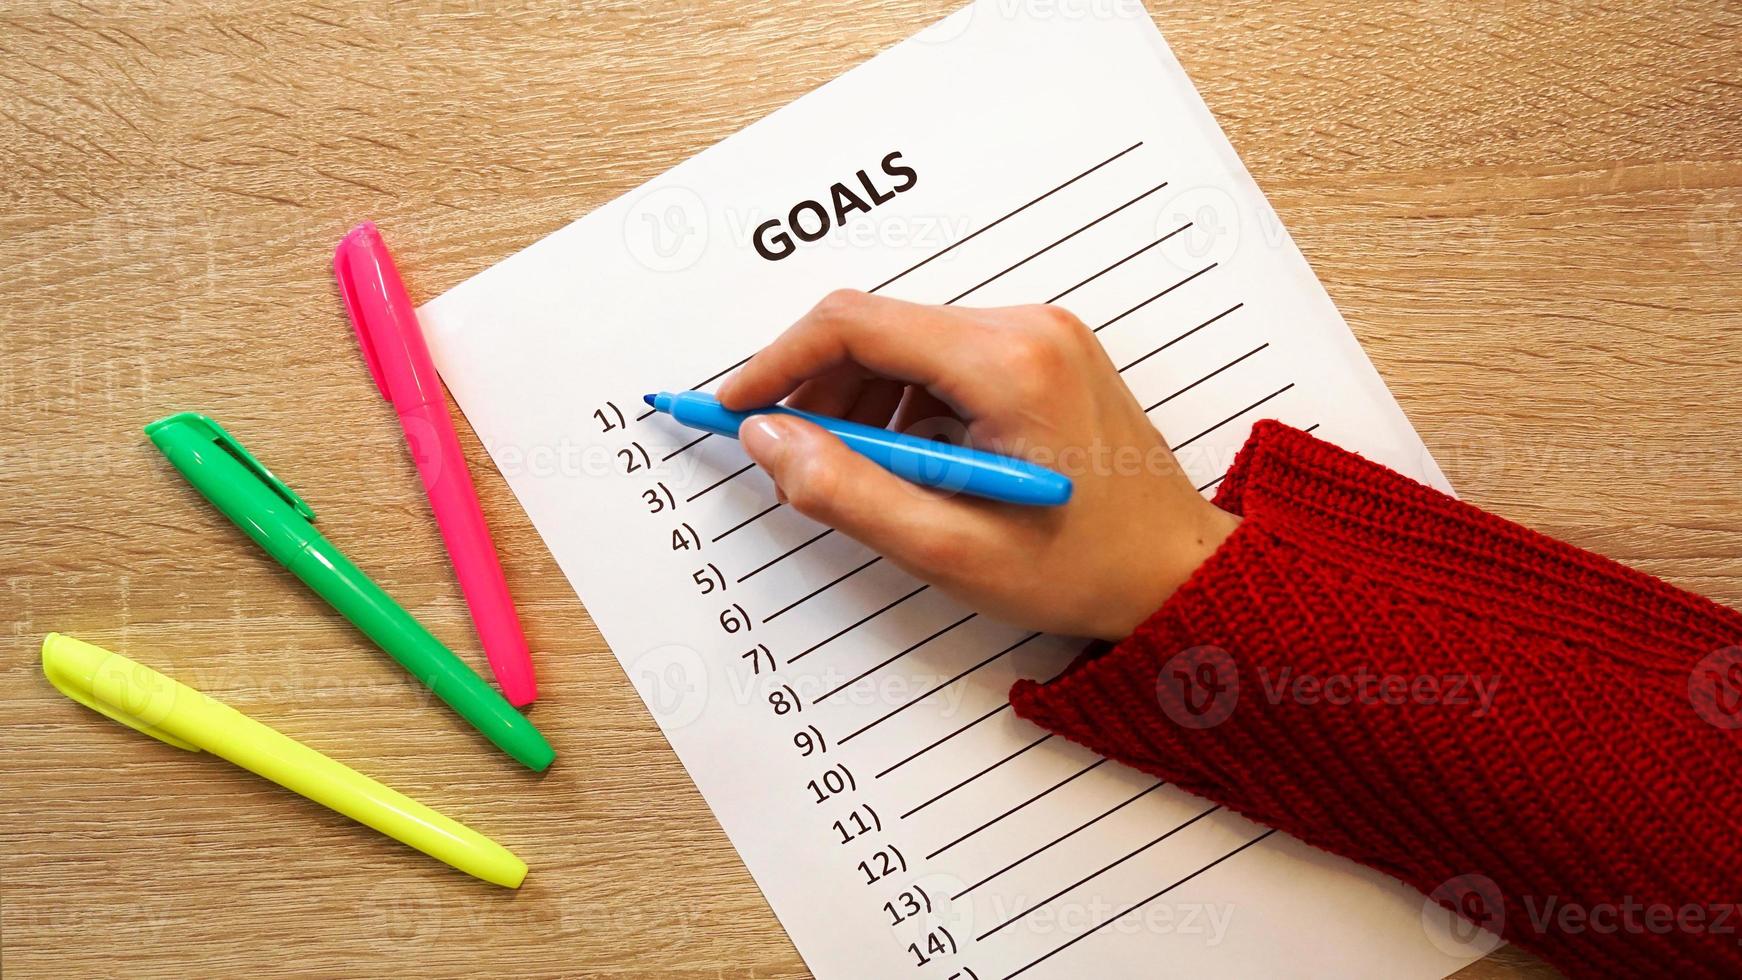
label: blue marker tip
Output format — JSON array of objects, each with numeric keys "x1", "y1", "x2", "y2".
[{"x1": 642, "y1": 393, "x2": 658, "y2": 408}]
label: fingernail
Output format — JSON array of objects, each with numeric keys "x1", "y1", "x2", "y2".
[{"x1": 741, "y1": 416, "x2": 788, "y2": 468}]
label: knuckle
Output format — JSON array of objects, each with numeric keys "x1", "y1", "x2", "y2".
[
  {"x1": 781, "y1": 453, "x2": 842, "y2": 517},
  {"x1": 994, "y1": 307, "x2": 1093, "y2": 395},
  {"x1": 811, "y1": 288, "x2": 869, "y2": 324},
  {"x1": 999, "y1": 330, "x2": 1068, "y2": 390},
  {"x1": 1033, "y1": 303, "x2": 1090, "y2": 340}
]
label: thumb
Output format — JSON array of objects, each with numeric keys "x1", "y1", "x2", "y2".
[{"x1": 739, "y1": 413, "x2": 976, "y2": 578}]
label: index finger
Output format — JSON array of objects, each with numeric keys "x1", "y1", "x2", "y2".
[{"x1": 716, "y1": 290, "x2": 998, "y2": 415}]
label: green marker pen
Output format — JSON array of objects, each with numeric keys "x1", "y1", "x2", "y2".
[{"x1": 145, "y1": 412, "x2": 554, "y2": 772}]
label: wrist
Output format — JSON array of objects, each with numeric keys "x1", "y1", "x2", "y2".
[{"x1": 1096, "y1": 499, "x2": 1241, "y2": 640}]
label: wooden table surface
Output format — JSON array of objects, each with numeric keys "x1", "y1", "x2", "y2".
[{"x1": 3, "y1": 0, "x2": 1737, "y2": 976}]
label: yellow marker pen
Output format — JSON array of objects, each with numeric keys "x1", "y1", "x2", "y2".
[{"x1": 41, "y1": 633, "x2": 527, "y2": 888}]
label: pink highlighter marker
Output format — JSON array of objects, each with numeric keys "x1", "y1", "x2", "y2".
[{"x1": 334, "y1": 222, "x2": 538, "y2": 706}]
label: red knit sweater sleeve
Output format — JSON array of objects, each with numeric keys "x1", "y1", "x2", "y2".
[{"x1": 1009, "y1": 420, "x2": 1742, "y2": 978}]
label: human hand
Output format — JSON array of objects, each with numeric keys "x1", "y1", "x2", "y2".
[{"x1": 716, "y1": 290, "x2": 1240, "y2": 640}]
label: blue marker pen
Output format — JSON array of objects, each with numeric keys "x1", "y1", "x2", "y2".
[{"x1": 643, "y1": 391, "x2": 1073, "y2": 507}]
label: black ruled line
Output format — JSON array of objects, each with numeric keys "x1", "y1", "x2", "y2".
[
  {"x1": 1170, "y1": 383, "x2": 1295, "y2": 452},
  {"x1": 636, "y1": 354, "x2": 754, "y2": 420},
  {"x1": 1143, "y1": 343, "x2": 1269, "y2": 413},
  {"x1": 947, "y1": 182, "x2": 1169, "y2": 305},
  {"x1": 662, "y1": 432, "x2": 713, "y2": 461},
  {"x1": 977, "y1": 804, "x2": 1223, "y2": 941},
  {"x1": 1047, "y1": 223, "x2": 1190, "y2": 304},
  {"x1": 999, "y1": 830, "x2": 1277, "y2": 980},
  {"x1": 685, "y1": 462, "x2": 757, "y2": 502},
  {"x1": 1118, "y1": 303, "x2": 1243, "y2": 374},
  {"x1": 840, "y1": 633, "x2": 1041, "y2": 743},
  {"x1": 901, "y1": 734, "x2": 1054, "y2": 820},
  {"x1": 786, "y1": 585, "x2": 930, "y2": 665},
  {"x1": 737, "y1": 529, "x2": 834, "y2": 582},
  {"x1": 876, "y1": 703, "x2": 1012, "y2": 779},
  {"x1": 867, "y1": 141, "x2": 1145, "y2": 294},
  {"x1": 762, "y1": 556, "x2": 883, "y2": 623},
  {"x1": 693, "y1": 355, "x2": 754, "y2": 389},
  {"x1": 927, "y1": 759, "x2": 1108, "y2": 859},
  {"x1": 1197, "y1": 473, "x2": 1227, "y2": 493},
  {"x1": 1093, "y1": 263, "x2": 1217, "y2": 334},
  {"x1": 952, "y1": 781, "x2": 1165, "y2": 900},
  {"x1": 816, "y1": 613, "x2": 978, "y2": 703},
  {"x1": 712, "y1": 501, "x2": 784, "y2": 542}
]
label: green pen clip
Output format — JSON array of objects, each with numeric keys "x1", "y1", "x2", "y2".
[{"x1": 144, "y1": 412, "x2": 316, "y2": 521}]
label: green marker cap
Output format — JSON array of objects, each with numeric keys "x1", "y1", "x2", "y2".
[{"x1": 146, "y1": 412, "x2": 554, "y2": 772}]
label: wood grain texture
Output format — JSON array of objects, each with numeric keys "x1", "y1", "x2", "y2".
[{"x1": 2, "y1": 0, "x2": 1737, "y2": 976}]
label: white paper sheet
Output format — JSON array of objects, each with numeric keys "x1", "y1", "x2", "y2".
[{"x1": 419, "y1": 4, "x2": 1482, "y2": 976}]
